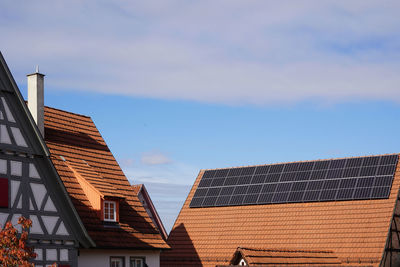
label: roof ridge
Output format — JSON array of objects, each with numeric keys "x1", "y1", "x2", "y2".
[
  {"x1": 238, "y1": 247, "x2": 335, "y2": 253},
  {"x1": 202, "y1": 153, "x2": 400, "y2": 171},
  {"x1": 45, "y1": 105, "x2": 91, "y2": 119}
]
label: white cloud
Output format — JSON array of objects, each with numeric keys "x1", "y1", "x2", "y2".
[
  {"x1": 125, "y1": 160, "x2": 197, "y2": 185},
  {"x1": 141, "y1": 151, "x2": 172, "y2": 165},
  {"x1": 1, "y1": 0, "x2": 399, "y2": 105}
]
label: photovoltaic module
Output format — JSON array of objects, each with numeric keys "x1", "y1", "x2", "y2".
[{"x1": 190, "y1": 155, "x2": 398, "y2": 208}]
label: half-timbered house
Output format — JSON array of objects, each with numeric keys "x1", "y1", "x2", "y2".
[{"x1": 0, "y1": 52, "x2": 92, "y2": 267}]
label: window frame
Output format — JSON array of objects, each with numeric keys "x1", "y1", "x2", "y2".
[
  {"x1": 104, "y1": 200, "x2": 117, "y2": 222},
  {"x1": 129, "y1": 257, "x2": 146, "y2": 267},
  {"x1": 110, "y1": 256, "x2": 125, "y2": 267}
]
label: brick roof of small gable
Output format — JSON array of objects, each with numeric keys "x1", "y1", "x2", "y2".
[
  {"x1": 226, "y1": 247, "x2": 341, "y2": 266},
  {"x1": 161, "y1": 155, "x2": 400, "y2": 267},
  {"x1": 43, "y1": 106, "x2": 169, "y2": 250},
  {"x1": 131, "y1": 184, "x2": 143, "y2": 195}
]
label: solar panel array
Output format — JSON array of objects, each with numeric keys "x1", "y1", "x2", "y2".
[{"x1": 190, "y1": 155, "x2": 398, "y2": 208}]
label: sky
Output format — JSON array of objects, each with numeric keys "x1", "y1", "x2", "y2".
[{"x1": 1, "y1": 1, "x2": 400, "y2": 233}]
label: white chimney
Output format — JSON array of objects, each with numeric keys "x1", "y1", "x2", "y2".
[{"x1": 27, "y1": 66, "x2": 45, "y2": 137}]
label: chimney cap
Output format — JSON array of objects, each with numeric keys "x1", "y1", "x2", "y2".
[{"x1": 27, "y1": 65, "x2": 45, "y2": 77}]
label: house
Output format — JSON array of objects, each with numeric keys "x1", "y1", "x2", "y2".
[
  {"x1": 161, "y1": 154, "x2": 400, "y2": 266},
  {"x1": 0, "y1": 52, "x2": 93, "y2": 266},
  {"x1": 43, "y1": 105, "x2": 169, "y2": 267},
  {"x1": 132, "y1": 184, "x2": 168, "y2": 241},
  {"x1": 0, "y1": 52, "x2": 169, "y2": 267},
  {"x1": 218, "y1": 247, "x2": 342, "y2": 266}
]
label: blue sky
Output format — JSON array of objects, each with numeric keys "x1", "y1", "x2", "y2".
[{"x1": 1, "y1": 1, "x2": 400, "y2": 233}]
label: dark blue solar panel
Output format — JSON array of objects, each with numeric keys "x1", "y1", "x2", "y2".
[
  {"x1": 220, "y1": 186, "x2": 235, "y2": 195},
  {"x1": 193, "y1": 188, "x2": 208, "y2": 198},
  {"x1": 314, "y1": 160, "x2": 330, "y2": 170},
  {"x1": 374, "y1": 176, "x2": 392, "y2": 187},
  {"x1": 298, "y1": 162, "x2": 314, "y2": 171},
  {"x1": 198, "y1": 179, "x2": 212, "y2": 188},
  {"x1": 327, "y1": 169, "x2": 343, "y2": 179},
  {"x1": 320, "y1": 190, "x2": 337, "y2": 201},
  {"x1": 262, "y1": 183, "x2": 277, "y2": 193},
  {"x1": 292, "y1": 181, "x2": 307, "y2": 191},
  {"x1": 190, "y1": 155, "x2": 398, "y2": 208},
  {"x1": 288, "y1": 191, "x2": 304, "y2": 202},
  {"x1": 255, "y1": 165, "x2": 270, "y2": 174},
  {"x1": 248, "y1": 184, "x2": 263, "y2": 194},
  {"x1": 276, "y1": 182, "x2": 292, "y2": 192},
  {"x1": 356, "y1": 177, "x2": 374, "y2": 188},
  {"x1": 336, "y1": 188, "x2": 354, "y2": 200},
  {"x1": 339, "y1": 178, "x2": 357, "y2": 189},
  {"x1": 227, "y1": 168, "x2": 241, "y2": 177},
  {"x1": 371, "y1": 187, "x2": 390, "y2": 198},
  {"x1": 363, "y1": 156, "x2": 380, "y2": 166},
  {"x1": 257, "y1": 193, "x2": 273, "y2": 204},
  {"x1": 303, "y1": 190, "x2": 320, "y2": 201},
  {"x1": 233, "y1": 186, "x2": 248, "y2": 195},
  {"x1": 229, "y1": 195, "x2": 245, "y2": 205},
  {"x1": 353, "y1": 187, "x2": 372, "y2": 199},
  {"x1": 295, "y1": 171, "x2": 311, "y2": 180},
  {"x1": 214, "y1": 169, "x2": 229, "y2": 177},
  {"x1": 330, "y1": 159, "x2": 346, "y2": 169},
  {"x1": 343, "y1": 168, "x2": 360, "y2": 178},
  {"x1": 215, "y1": 196, "x2": 231, "y2": 206},
  {"x1": 360, "y1": 166, "x2": 377, "y2": 176},
  {"x1": 346, "y1": 158, "x2": 363, "y2": 168},
  {"x1": 310, "y1": 170, "x2": 327, "y2": 180},
  {"x1": 211, "y1": 178, "x2": 225, "y2": 187},
  {"x1": 241, "y1": 167, "x2": 256, "y2": 176},
  {"x1": 272, "y1": 192, "x2": 289, "y2": 203},
  {"x1": 377, "y1": 165, "x2": 396, "y2": 175},
  {"x1": 203, "y1": 197, "x2": 217, "y2": 206},
  {"x1": 284, "y1": 162, "x2": 300, "y2": 172},
  {"x1": 270, "y1": 164, "x2": 284, "y2": 173},
  {"x1": 190, "y1": 197, "x2": 204, "y2": 207},
  {"x1": 251, "y1": 174, "x2": 266, "y2": 184},
  {"x1": 280, "y1": 172, "x2": 296, "y2": 182},
  {"x1": 237, "y1": 176, "x2": 252, "y2": 185},
  {"x1": 323, "y1": 179, "x2": 340, "y2": 189},
  {"x1": 266, "y1": 173, "x2": 280, "y2": 183},
  {"x1": 243, "y1": 194, "x2": 259, "y2": 204},
  {"x1": 202, "y1": 170, "x2": 216, "y2": 179},
  {"x1": 307, "y1": 180, "x2": 324, "y2": 190},
  {"x1": 206, "y1": 187, "x2": 221, "y2": 197},
  {"x1": 224, "y1": 177, "x2": 239, "y2": 186}
]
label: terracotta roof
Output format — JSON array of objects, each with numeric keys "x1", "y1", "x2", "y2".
[
  {"x1": 132, "y1": 184, "x2": 169, "y2": 241},
  {"x1": 161, "y1": 154, "x2": 400, "y2": 267},
  {"x1": 65, "y1": 159, "x2": 120, "y2": 198},
  {"x1": 224, "y1": 247, "x2": 341, "y2": 266},
  {"x1": 131, "y1": 184, "x2": 143, "y2": 195},
  {"x1": 44, "y1": 106, "x2": 169, "y2": 249}
]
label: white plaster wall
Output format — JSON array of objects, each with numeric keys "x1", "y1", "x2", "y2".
[{"x1": 78, "y1": 249, "x2": 160, "y2": 267}]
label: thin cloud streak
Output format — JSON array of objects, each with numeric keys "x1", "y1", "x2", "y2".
[{"x1": 141, "y1": 151, "x2": 172, "y2": 165}]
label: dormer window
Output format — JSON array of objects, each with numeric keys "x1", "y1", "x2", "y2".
[{"x1": 104, "y1": 200, "x2": 117, "y2": 222}]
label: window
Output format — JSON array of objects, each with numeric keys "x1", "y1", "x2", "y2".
[
  {"x1": 239, "y1": 259, "x2": 247, "y2": 266},
  {"x1": 0, "y1": 178, "x2": 8, "y2": 207},
  {"x1": 130, "y1": 257, "x2": 145, "y2": 267},
  {"x1": 110, "y1": 257, "x2": 124, "y2": 267},
  {"x1": 104, "y1": 200, "x2": 116, "y2": 222}
]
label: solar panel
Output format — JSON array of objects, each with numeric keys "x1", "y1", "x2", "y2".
[{"x1": 190, "y1": 155, "x2": 398, "y2": 208}]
